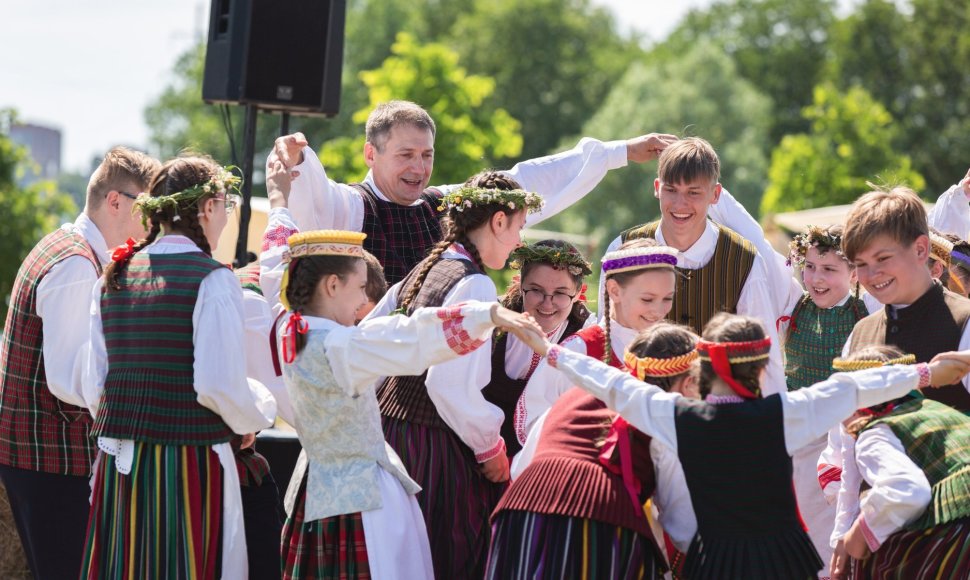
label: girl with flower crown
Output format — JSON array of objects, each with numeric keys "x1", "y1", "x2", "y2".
[
  {"x1": 515, "y1": 238, "x2": 682, "y2": 445},
  {"x1": 515, "y1": 311, "x2": 970, "y2": 579},
  {"x1": 79, "y1": 156, "x2": 278, "y2": 578},
  {"x1": 828, "y1": 346, "x2": 970, "y2": 580},
  {"x1": 487, "y1": 322, "x2": 699, "y2": 579}
]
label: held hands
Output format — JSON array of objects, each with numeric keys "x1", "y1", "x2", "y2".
[
  {"x1": 266, "y1": 158, "x2": 291, "y2": 209},
  {"x1": 489, "y1": 305, "x2": 547, "y2": 354},
  {"x1": 271, "y1": 132, "x2": 308, "y2": 173},
  {"x1": 626, "y1": 133, "x2": 679, "y2": 163},
  {"x1": 480, "y1": 448, "x2": 510, "y2": 483},
  {"x1": 927, "y1": 351, "x2": 970, "y2": 386}
]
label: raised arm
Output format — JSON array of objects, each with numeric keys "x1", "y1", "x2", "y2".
[{"x1": 927, "y1": 167, "x2": 970, "y2": 240}]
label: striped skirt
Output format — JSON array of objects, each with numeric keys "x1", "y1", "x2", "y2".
[
  {"x1": 382, "y1": 416, "x2": 507, "y2": 580},
  {"x1": 486, "y1": 510, "x2": 666, "y2": 580},
  {"x1": 850, "y1": 517, "x2": 970, "y2": 579},
  {"x1": 80, "y1": 443, "x2": 224, "y2": 580},
  {"x1": 280, "y1": 470, "x2": 370, "y2": 580}
]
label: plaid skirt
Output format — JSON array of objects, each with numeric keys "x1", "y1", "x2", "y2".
[
  {"x1": 382, "y1": 416, "x2": 506, "y2": 580},
  {"x1": 486, "y1": 510, "x2": 666, "y2": 580},
  {"x1": 280, "y1": 470, "x2": 370, "y2": 580},
  {"x1": 850, "y1": 517, "x2": 970, "y2": 579},
  {"x1": 80, "y1": 443, "x2": 224, "y2": 580}
]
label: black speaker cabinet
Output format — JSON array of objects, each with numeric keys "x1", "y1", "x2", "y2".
[{"x1": 202, "y1": 0, "x2": 346, "y2": 116}]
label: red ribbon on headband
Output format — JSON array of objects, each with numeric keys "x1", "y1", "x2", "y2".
[
  {"x1": 281, "y1": 311, "x2": 309, "y2": 364},
  {"x1": 111, "y1": 238, "x2": 137, "y2": 263},
  {"x1": 696, "y1": 337, "x2": 771, "y2": 400}
]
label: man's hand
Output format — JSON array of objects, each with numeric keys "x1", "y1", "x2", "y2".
[
  {"x1": 266, "y1": 159, "x2": 291, "y2": 209},
  {"x1": 626, "y1": 133, "x2": 679, "y2": 163},
  {"x1": 480, "y1": 448, "x2": 510, "y2": 482},
  {"x1": 927, "y1": 352, "x2": 970, "y2": 386},
  {"x1": 844, "y1": 518, "x2": 872, "y2": 560},
  {"x1": 274, "y1": 132, "x2": 309, "y2": 169}
]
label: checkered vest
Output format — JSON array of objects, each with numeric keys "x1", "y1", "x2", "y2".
[
  {"x1": 0, "y1": 225, "x2": 101, "y2": 476},
  {"x1": 352, "y1": 182, "x2": 444, "y2": 285},
  {"x1": 93, "y1": 252, "x2": 234, "y2": 445},
  {"x1": 785, "y1": 294, "x2": 867, "y2": 390}
]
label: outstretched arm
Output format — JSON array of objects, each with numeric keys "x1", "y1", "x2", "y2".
[{"x1": 927, "y1": 167, "x2": 970, "y2": 240}]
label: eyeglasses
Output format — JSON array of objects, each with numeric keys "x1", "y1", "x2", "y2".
[
  {"x1": 522, "y1": 288, "x2": 576, "y2": 309},
  {"x1": 221, "y1": 193, "x2": 241, "y2": 214},
  {"x1": 116, "y1": 191, "x2": 140, "y2": 201}
]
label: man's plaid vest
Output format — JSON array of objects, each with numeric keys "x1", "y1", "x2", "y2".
[{"x1": 0, "y1": 225, "x2": 101, "y2": 476}]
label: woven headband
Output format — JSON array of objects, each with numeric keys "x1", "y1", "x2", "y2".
[
  {"x1": 831, "y1": 354, "x2": 916, "y2": 371},
  {"x1": 696, "y1": 337, "x2": 771, "y2": 399},
  {"x1": 280, "y1": 230, "x2": 366, "y2": 310},
  {"x1": 624, "y1": 350, "x2": 698, "y2": 380},
  {"x1": 930, "y1": 233, "x2": 954, "y2": 267}
]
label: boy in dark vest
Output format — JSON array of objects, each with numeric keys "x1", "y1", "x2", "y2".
[
  {"x1": 0, "y1": 147, "x2": 159, "y2": 579},
  {"x1": 599, "y1": 137, "x2": 785, "y2": 393},
  {"x1": 268, "y1": 100, "x2": 677, "y2": 284},
  {"x1": 841, "y1": 186, "x2": 970, "y2": 412}
]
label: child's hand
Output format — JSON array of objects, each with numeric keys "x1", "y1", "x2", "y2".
[
  {"x1": 927, "y1": 352, "x2": 970, "y2": 386},
  {"x1": 843, "y1": 518, "x2": 871, "y2": 560},
  {"x1": 239, "y1": 433, "x2": 256, "y2": 449},
  {"x1": 830, "y1": 539, "x2": 849, "y2": 580},
  {"x1": 266, "y1": 159, "x2": 292, "y2": 209},
  {"x1": 479, "y1": 449, "x2": 510, "y2": 483},
  {"x1": 490, "y1": 305, "x2": 547, "y2": 355},
  {"x1": 274, "y1": 132, "x2": 309, "y2": 169}
]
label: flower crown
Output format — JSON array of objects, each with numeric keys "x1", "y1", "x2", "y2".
[
  {"x1": 509, "y1": 243, "x2": 592, "y2": 277},
  {"x1": 624, "y1": 349, "x2": 698, "y2": 380},
  {"x1": 601, "y1": 246, "x2": 679, "y2": 275},
  {"x1": 831, "y1": 353, "x2": 916, "y2": 371},
  {"x1": 787, "y1": 225, "x2": 845, "y2": 268},
  {"x1": 437, "y1": 186, "x2": 544, "y2": 214},
  {"x1": 135, "y1": 166, "x2": 241, "y2": 227}
]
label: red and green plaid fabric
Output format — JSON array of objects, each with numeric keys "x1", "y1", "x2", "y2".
[
  {"x1": 785, "y1": 294, "x2": 867, "y2": 390},
  {"x1": 230, "y1": 435, "x2": 271, "y2": 487},
  {"x1": 94, "y1": 252, "x2": 234, "y2": 445},
  {"x1": 0, "y1": 226, "x2": 100, "y2": 476}
]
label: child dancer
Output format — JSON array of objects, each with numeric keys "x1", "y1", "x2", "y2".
[
  {"x1": 80, "y1": 157, "x2": 278, "y2": 578},
  {"x1": 516, "y1": 239, "x2": 679, "y2": 444},
  {"x1": 488, "y1": 323, "x2": 698, "y2": 579},
  {"x1": 828, "y1": 346, "x2": 970, "y2": 579},
  {"x1": 483, "y1": 239, "x2": 593, "y2": 458},
  {"x1": 518, "y1": 311, "x2": 970, "y2": 579},
  {"x1": 364, "y1": 171, "x2": 544, "y2": 579}
]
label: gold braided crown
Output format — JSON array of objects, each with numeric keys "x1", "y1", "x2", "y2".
[
  {"x1": 624, "y1": 350, "x2": 698, "y2": 380},
  {"x1": 285, "y1": 230, "x2": 367, "y2": 262},
  {"x1": 831, "y1": 354, "x2": 916, "y2": 371},
  {"x1": 930, "y1": 232, "x2": 954, "y2": 267}
]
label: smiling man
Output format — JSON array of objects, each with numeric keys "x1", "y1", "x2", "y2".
[
  {"x1": 599, "y1": 137, "x2": 785, "y2": 393},
  {"x1": 269, "y1": 100, "x2": 677, "y2": 284}
]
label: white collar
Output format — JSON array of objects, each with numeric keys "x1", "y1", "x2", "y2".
[
  {"x1": 606, "y1": 318, "x2": 638, "y2": 355},
  {"x1": 74, "y1": 213, "x2": 110, "y2": 266},
  {"x1": 654, "y1": 220, "x2": 719, "y2": 268},
  {"x1": 302, "y1": 315, "x2": 345, "y2": 331}
]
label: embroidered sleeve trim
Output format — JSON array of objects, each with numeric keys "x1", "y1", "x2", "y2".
[
  {"x1": 817, "y1": 465, "x2": 843, "y2": 490},
  {"x1": 475, "y1": 438, "x2": 505, "y2": 463},
  {"x1": 916, "y1": 362, "x2": 931, "y2": 389},
  {"x1": 859, "y1": 515, "x2": 881, "y2": 552},
  {"x1": 262, "y1": 224, "x2": 298, "y2": 251},
  {"x1": 437, "y1": 303, "x2": 486, "y2": 355},
  {"x1": 513, "y1": 395, "x2": 528, "y2": 445},
  {"x1": 547, "y1": 345, "x2": 563, "y2": 369}
]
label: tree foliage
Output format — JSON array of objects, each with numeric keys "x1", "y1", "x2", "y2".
[
  {"x1": 544, "y1": 42, "x2": 772, "y2": 244},
  {"x1": 319, "y1": 33, "x2": 522, "y2": 187},
  {"x1": 761, "y1": 83, "x2": 925, "y2": 214}
]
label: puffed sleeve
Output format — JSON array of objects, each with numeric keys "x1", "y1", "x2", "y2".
[{"x1": 272, "y1": 145, "x2": 365, "y2": 233}]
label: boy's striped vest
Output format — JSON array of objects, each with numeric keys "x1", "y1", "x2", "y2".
[
  {"x1": 621, "y1": 221, "x2": 756, "y2": 335},
  {"x1": 785, "y1": 294, "x2": 867, "y2": 390},
  {"x1": 0, "y1": 225, "x2": 100, "y2": 476},
  {"x1": 93, "y1": 252, "x2": 234, "y2": 445},
  {"x1": 865, "y1": 398, "x2": 970, "y2": 531}
]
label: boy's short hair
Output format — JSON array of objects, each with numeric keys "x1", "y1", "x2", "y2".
[
  {"x1": 86, "y1": 146, "x2": 160, "y2": 210},
  {"x1": 657, "y1": 137, "x2": 720, "y2": 186},
  {"x1": 362, "y1": 250, "x2": 388, "y2": 304},
  {"x1": 365, "y1": 101, "x2": 436, "y2": 152},
  {"x1": 842, "y1": 187, "x2": 928, "y2": 261}
]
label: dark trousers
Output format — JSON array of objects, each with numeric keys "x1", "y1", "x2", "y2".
[
  {"x1": 0, "y1": 464, "x2": 90, "y2": 580},
  {"x1": 242, "y1": 471, "x2": 284, "y2": 580}
]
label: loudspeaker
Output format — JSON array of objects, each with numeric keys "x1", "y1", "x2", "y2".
[{"x1": 202, "y1": 0, "x2": 346, "y2": 117}]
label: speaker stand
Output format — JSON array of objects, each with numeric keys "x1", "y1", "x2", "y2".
[{"x1": 234, "y1": 104, "x2": 259, "y2": 267}]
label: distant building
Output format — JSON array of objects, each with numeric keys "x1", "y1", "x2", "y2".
[{"x1": 9, "y1": 123, "x2": 61, "y2": 187}]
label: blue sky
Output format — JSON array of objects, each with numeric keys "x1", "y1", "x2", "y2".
[{"x1": 0, "y1": 0, "x2": 711, "y2": 172}]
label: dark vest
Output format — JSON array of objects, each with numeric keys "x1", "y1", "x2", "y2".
[
  {"x1": 848, "y1": 282, "x2": 970, "y2": 411},
  {"x1": 674, "y1": 395, "x2": 823, "y2": 579},
  {"x1": 493, "y1": 387, "x2": 659, "y2": 542},
  {"x1": 352, "y1": 182, "x2": 444, "y2": 285},
  {"x1": 94, "y1": 252, "x2": 235, "y2": 445},
  {"x1": 482, "y1": 316, "x2": 586, "y2": 458},
  {"x1": 376, "y1": 257, "x2": 480, "y2": 427},
  {"x1": 621, "y1": 221, "x2": 756, "y2": 335},
  {"x1": 785, "y1": 294, "x2": 868, "y2": 390}
]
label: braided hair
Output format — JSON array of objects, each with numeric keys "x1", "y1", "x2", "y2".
[
  {"x1": 104, "y1": 156, "x2": 221, "y2": 292},
  {"x1": 398, "y1": 170, "x2": 523, "y2": 313},
  {"x1": 283, "y1": 254, "x2": 362, "y2": 355}
]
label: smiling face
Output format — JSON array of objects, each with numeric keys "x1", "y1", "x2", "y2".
[
  {"x1": 606, "y1": 269, "x2": 676, "y2": 331},
  {"x1": 802, "y1": 246, "x2": 856, "y2": 308},
  {"x1": 364, "y1": 124, "x2": 435, "y2": 206},
  {"x1": 852, "y1": 233, "x2": 932, "y2": 305},
  {"x1": 654, "y1": 178, "x2": 722, "y2": 250},
  {"x1": 520, "y1": 264, "x2": 581, "y2": 333}
]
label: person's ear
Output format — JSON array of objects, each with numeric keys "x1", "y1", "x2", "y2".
[
  {"x1": 605, "y1": 278, "x2": 621, "y2": 303},
  {"x1": 848, "y1": 266, "x2": 858, "y2": 286},
  {"x1": 710, "y1": 182, "x2": 723, "y2": 204},
  {"x1": 913, "y1": 234, "x2": 930, "y2": 262},
  {"x1": 363, "y1": 142, "x2": 377, "y2": 168},
  {"x1": 490, "y1": 210, "x2": 508, "y2": 234},
  {"x1": 324, "y1": 273, "x2": 341, "y2": 297},
  {"x1": 105, "y1": 190, "x2": 122, "y2": 214},
  {"x1": 653, "y1": 178, "x2": 662, "y2": 200},
  {"x1": 930, "y1": 259, "x2": 945, "y2": 279}
]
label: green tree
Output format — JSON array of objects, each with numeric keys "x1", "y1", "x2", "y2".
[
  {"x1": 0, "y1": 111, "x2": 76, "y2": 317},
  {"x1": 544, "y1": 42, "x2": 772, "y2": 245},
  {"x1": 450, "y1": 0, "x2": 642, "y2": 161},
  {"x1": 318, "y1": 33, "x2": 523, "y2": 186},
  {"x1": 760, "y1": 83, "x2": 925, "y2": 214}
]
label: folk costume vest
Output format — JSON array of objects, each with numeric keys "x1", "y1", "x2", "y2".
[
  {"x1": 620, "y1": 221, "x2": 756, "y2": 335},
  {"x1": 848, "y1": 282, "x2": 970, "y2": 411},
  {"x1": 785, "y1": 294, "x2": 868, "y2": 390},
  {"x1": 376, "y1": 257, "x2": 480, "y2": 428},
  {"x1": 863, "y1": 397, "x2": 970, "y2": 531},
  {"x1": 674, "y1": 395, "x2": 823, "y2": 579},
  {"x1": 0, "y1": 226, "x2": 101, "y2": 476},
  {"x1": 94, "y1": 252, "x2": 234, "y2": 445},
  {"x1": 351, "y1": 182, "x2": 444, "y2": 285}
]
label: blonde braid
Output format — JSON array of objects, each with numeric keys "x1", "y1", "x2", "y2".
[{"x1": 601, "y1": 290, "x2": 613, "y2": 365}]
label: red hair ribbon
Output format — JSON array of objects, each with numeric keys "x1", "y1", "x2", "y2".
[
  {"x1": 579, "y1": 283, "x2": 588, "y2": 303},
  {"x1": 776, "y1": 315, "x2": 795, "y2": 334},
  {"x1": 281, "y1": 311, "x2": 309, "y2": 364},
  {"x1": 598, "y1": 416, "x2": 643, "y2": 517},
  {"x1": 111, "y1": 237, "x2": 137, "y2": 263},
  {"x1": 696, "y1": 338, "x2": 771, "y2": 399}
]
